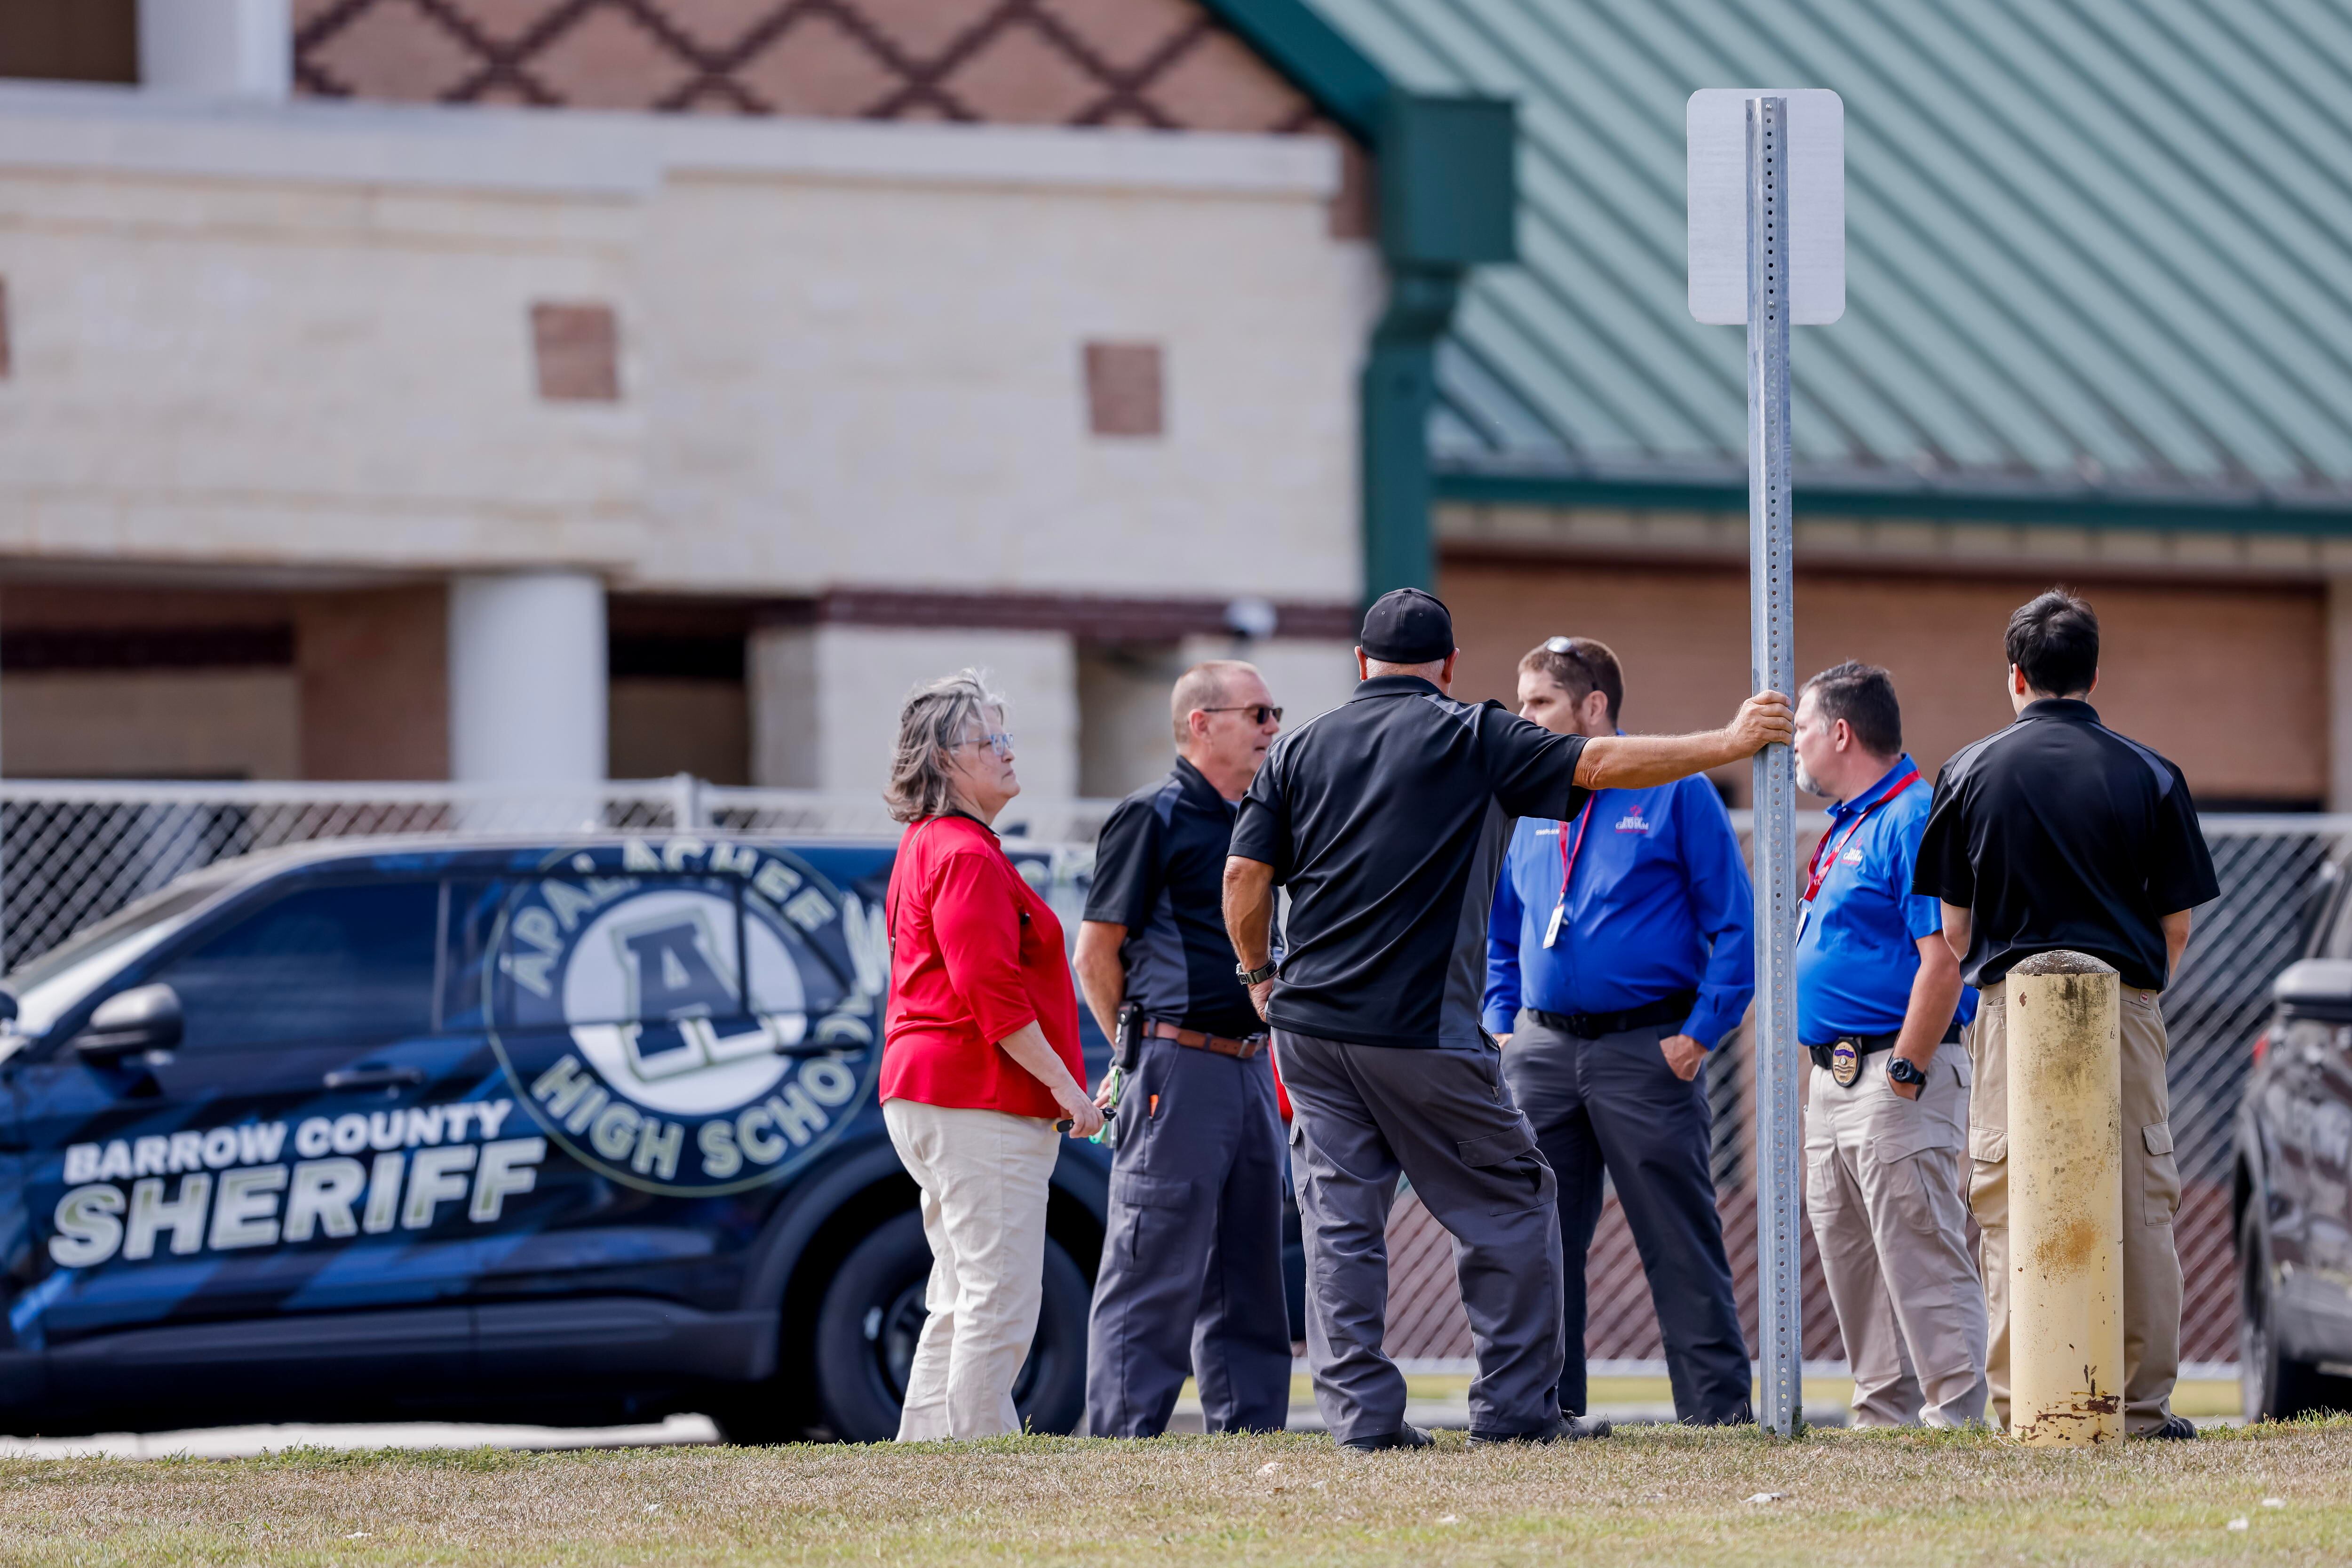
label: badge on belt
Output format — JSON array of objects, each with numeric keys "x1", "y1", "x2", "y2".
[{"x1": 1830, "y1": 1038, "x2": 1861, "y2": 1087}]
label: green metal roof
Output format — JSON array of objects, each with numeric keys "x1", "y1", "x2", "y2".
[{"x1": 1307, "y1": 0, "x2": 2352, "y2": 525}]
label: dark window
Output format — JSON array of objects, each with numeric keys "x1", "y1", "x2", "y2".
[
  {"x1": 154, "y1": 882, "x2": 442, "y2": 1050},
  {"x1": 2322, "y1": 879, "x2": 2352, "y2": 963}
]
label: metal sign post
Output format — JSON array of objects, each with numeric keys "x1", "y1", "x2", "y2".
[
  {"x1": 1690, "y1": 85, "x2": 1842, "y2": 1438},
  {"x1": 1744, "y1": 93, "x2": 1803, "y2": 1438}
]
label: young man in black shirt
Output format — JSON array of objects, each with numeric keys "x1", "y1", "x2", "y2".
[
  {"x1": 1075, "y1": 660, "x2": 1293, "y2": 1438},
  {"x1": 1223, "y1": 589, "x2": 1792, "y2": 1449},
  {"x1": 1914, "y1": 589, "x2": 2220, "y2": 1440}
]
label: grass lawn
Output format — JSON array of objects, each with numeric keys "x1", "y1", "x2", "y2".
[{"x1": 5, "y1": 1418, "x2": 2348, "y2": 1566}]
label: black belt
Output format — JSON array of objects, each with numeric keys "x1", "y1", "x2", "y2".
[
  {"x1": 1804, "y1": 1019, "x2": 1964, "y2": 1075},
  {"x1": 1526, "y1": 990, "x2": 1697, "y2": 1041}
]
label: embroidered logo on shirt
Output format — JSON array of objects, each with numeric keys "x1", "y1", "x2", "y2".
[
  {"x1": 1841, "y1": 847, "x2": 1865, "y2": 867},
  {"x1": 1613, "y1": 812, "x2": 1650, "y2": 834}
]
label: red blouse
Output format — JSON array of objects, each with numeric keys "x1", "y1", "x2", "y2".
[{"x1": 880, "y1": 813, "x2": 1085, "y2": 1120}]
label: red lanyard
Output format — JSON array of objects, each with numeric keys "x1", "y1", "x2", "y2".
[
  {"x1": 1802, "y1": 769, "x2": 1919, "y2": 903},
  {"x1": 1553, "y1": 796, "x2": 1598, "y2": 913}
]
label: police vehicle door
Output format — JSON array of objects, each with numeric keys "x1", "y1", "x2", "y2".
[
  {"x1": 442, "y1": 847, "x2": 882, "y2": 1365},
  {"x1": 23, "y1": 877, "x2": 482, "y2": 1393}
]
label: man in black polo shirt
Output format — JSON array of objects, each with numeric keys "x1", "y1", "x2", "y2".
[
  {"x1": 1223, "y1": 589, "x2": 1792, "y2": 1449},
  {"x1": 1076, "y1": 660, "x2": 1293, "y2": 1438},
  {"x1": 1914, "y1": 589, "x2": 2219, "y2": 1440}
]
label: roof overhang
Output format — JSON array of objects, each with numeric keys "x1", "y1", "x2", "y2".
[{"x1": 1436, "y1": 465, "x2": 2352, "y2": 537}]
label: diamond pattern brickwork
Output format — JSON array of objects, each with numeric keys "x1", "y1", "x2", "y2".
[{"x1": 293, "y1": 0, "x2": 1325, "y2": 134}]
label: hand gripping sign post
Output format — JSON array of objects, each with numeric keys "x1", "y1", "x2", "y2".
[{"x1": 1690, "y1": 88, "x2": 1843, "y2": 1437}]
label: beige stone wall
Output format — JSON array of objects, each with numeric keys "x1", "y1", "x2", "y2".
[
  {"x1": 640, "y1": 170, "x2": 1372, "y2": 601},
  {"x1": 0, "y1": 93, "x2": 1369, "y2": 611},
  {"x1": 1444, "y1": 557, "x2": 2327, "y2": 805}
]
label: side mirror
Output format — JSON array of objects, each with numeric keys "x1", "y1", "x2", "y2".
[
  {"x1": 2272, "y1": 959, "x2": 2352, "y2": 1022},
  {"x1": 69, "y1": 984, "x2": 183, "y2": 1061}
]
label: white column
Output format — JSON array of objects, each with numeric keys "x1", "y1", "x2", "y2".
[
  {"x1": 750, "y1": 624, "x2": 1077, "y2": 801},
  {"x1": 2330, "y1": 576, "x2": 2352, "y2": 813},
  {"x1": 448, "y1": 573, "x2": 607, "y2": 786},
  {"x1": 140, "y1": 0, "x2": 292, "y2": 99}
]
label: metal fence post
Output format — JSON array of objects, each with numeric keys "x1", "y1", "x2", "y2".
[
  {"x1": 1747, "y1": 93, "x2": 1803, "y2": 1436},
  {"x1": 670, "y1": 772, "x2": 703, "y2": 832}
]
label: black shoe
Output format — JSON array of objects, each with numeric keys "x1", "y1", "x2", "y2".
[
  {"x1": 1467, "y1": 1414, "x2": 1612, "y2": 1446},
  {"x1": 2136, "y1": 1415, "x2": 2199, "y2": 1441},
  {"x1": 1340, "y1": 1423, "x2": 1435, "y2": 1453}
]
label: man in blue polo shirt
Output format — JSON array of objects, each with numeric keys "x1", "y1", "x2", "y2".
[
  {"x1": 1793, "y1": 661, "x2": 1985, "y2": 1428},
  {"x1": 1484, "y1": 636, "x2": 1756, "y2": 1427}
]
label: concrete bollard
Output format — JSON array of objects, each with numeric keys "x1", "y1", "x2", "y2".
[{"x1": 2006, "y1": 950, "x2": 2125, "y2": 1445}]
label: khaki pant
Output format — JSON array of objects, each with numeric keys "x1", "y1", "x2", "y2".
[
  {"x1": 882, "y1": 1098, "x2": 1063, "y2": 1441},
  {"x1": 1967, "y1": 980, "x2": 2184, "y2": 1435},
  {"x1": 1805, "y1": 1041, "x2": 1988, "y2": 1427}
]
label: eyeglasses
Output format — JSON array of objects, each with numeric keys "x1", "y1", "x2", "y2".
[
  {"x1": 953, "y1": 731, "x2": 1015, "y2": 760},
  {"x1": 1199, "y1": 705, "x2": 1284, "y2": 725}
]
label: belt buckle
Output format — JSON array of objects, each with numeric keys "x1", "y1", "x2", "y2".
[{"x1": 1829, "y1": 1038, "x2": 1861, "y2": 1088}]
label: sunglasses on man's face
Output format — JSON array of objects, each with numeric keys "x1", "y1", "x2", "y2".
[
  {"x1": 1200, "y1": 705, "x2": 1284, "y2": 726},
  {"x1": 954, "y1": 731, "x2": 1015, "y2": 760}
]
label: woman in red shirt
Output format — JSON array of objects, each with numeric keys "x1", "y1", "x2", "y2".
[{"x1": 880, "y1": 669, "x2": 1102, "y2": 1441}]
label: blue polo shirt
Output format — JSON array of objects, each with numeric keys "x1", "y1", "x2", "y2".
[
  {"x1": 1796, "y1": 754, "x2": 1979, "y2": 1043},
  {"x1": 1483, "y1": 771, "x2": 1754, "y2": 1048}
]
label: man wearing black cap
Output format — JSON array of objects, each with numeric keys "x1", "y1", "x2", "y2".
[{"x1": 1223, "y1": 588, "x2": 1793, "y2": 1449}]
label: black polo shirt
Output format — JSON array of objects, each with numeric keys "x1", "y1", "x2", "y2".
[
  {"x1": 1913, "y1": 698, "x2": 2219, "y2": 991},
  {"x1": 1230, "y1": 674, "x2": 1589, "y2": 1049},
  {"x1": 1085, "y1": 756, "x2": 1263, "y2": 1038}
]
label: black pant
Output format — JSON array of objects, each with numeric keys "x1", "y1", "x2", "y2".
[
  {"x1": 1502, "y1": 1008, "x2": 1752, "y2": 1425},
  {"x1": 1082, "y1": 1037, "x2": 1293, "y2": 1437}
]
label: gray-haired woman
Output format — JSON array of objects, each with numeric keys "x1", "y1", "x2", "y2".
[{"x1": 878, "y1": 669, "x2": 1102, "y2": 1440}]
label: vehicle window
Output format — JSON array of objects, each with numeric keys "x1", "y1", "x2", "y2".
[
  {"x1": 4, "y1": 876, "x2": 230, "y2": 996},
  {"x1": 150, "y1": 881, "x2": 442, "y2": 1050},
  {"x1": 2325, "y1": 878, "x2": 2352, "y2": 961}
]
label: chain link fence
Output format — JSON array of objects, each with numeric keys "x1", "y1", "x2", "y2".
[{"x1": 2, "y1": 780, "x2": 2335, "y2": 1370}]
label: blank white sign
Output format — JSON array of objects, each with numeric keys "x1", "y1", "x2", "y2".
[{"x1": 1688, "y1": 88, "x2": 1844, "y2": 326}]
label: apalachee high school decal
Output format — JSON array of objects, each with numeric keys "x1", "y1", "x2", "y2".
[{"x1": 486, "y1": 839, "x2": 887, "y2": 1196}]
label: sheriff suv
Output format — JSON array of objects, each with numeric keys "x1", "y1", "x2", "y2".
[
  {"x1": 2235, "y1": 867, "x2": 2352, "y2": 1422},
  {"x1": 0, "y1": 835, "x2": 1110, "y2": 1441}
]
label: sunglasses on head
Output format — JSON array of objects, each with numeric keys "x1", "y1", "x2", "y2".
[{"x1": 1200, "y1": 705, "x2": 1284, "y2": 725}]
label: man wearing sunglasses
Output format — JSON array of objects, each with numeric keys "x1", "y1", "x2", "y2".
[
  {"x1": 1484, "y1": 635, "x2": 1756, "y2": 1428},
  {"x1": 1075, "y1": 661, "x2": 1293, "y2": 1438}
]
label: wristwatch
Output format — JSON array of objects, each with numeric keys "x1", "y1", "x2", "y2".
[
  {"x1": 1887, "y1": 1056, "x2": 1929, "y2": 1089},
  {"x1": 1236, "y1": 958, "x2": 1279, "y2": 986}
]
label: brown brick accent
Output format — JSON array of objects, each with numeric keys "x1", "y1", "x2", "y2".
[
  {"x1": 530, "y1": 301, "x2": 621, "y2": 401},
  {"x1": 1441, "y1": 557, "x2": 2327, "y2": 807},
  {"x1": 293, "y1": 0, "x2": 1318, "y2": 129},
  {"x1": 1083, "y1": 340, "x2": 1162, "y2": 438}
]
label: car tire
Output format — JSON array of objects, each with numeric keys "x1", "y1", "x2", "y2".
[
  {"x1": 2239, "y1": 1201, "x2": 2329, "y2": 1421},
  {"x1": 812, "y1": 1209, "x2": 1090, "y2": 1442}
]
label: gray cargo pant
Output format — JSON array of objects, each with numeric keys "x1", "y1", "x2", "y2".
[
  {"x1": 1083, "y1": 1037, "x2": 1293, "y2": 1437},
  {"x1": 1274, "y1": 1029, "x2": 1565, "y2": 1443}
]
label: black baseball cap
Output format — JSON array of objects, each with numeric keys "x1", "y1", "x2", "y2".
[{"x1": 1359, "y1": 588, "x2": 1455, "y2": 664}]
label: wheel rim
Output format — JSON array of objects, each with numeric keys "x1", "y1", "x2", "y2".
[{"x1": 864, "y1": 1280, "x2": 1049, "y2": 1409}]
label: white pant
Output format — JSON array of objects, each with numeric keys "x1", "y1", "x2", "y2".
[{"x1": 882, "y1": 1098, "x2": 1062, "y2": 1441}]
